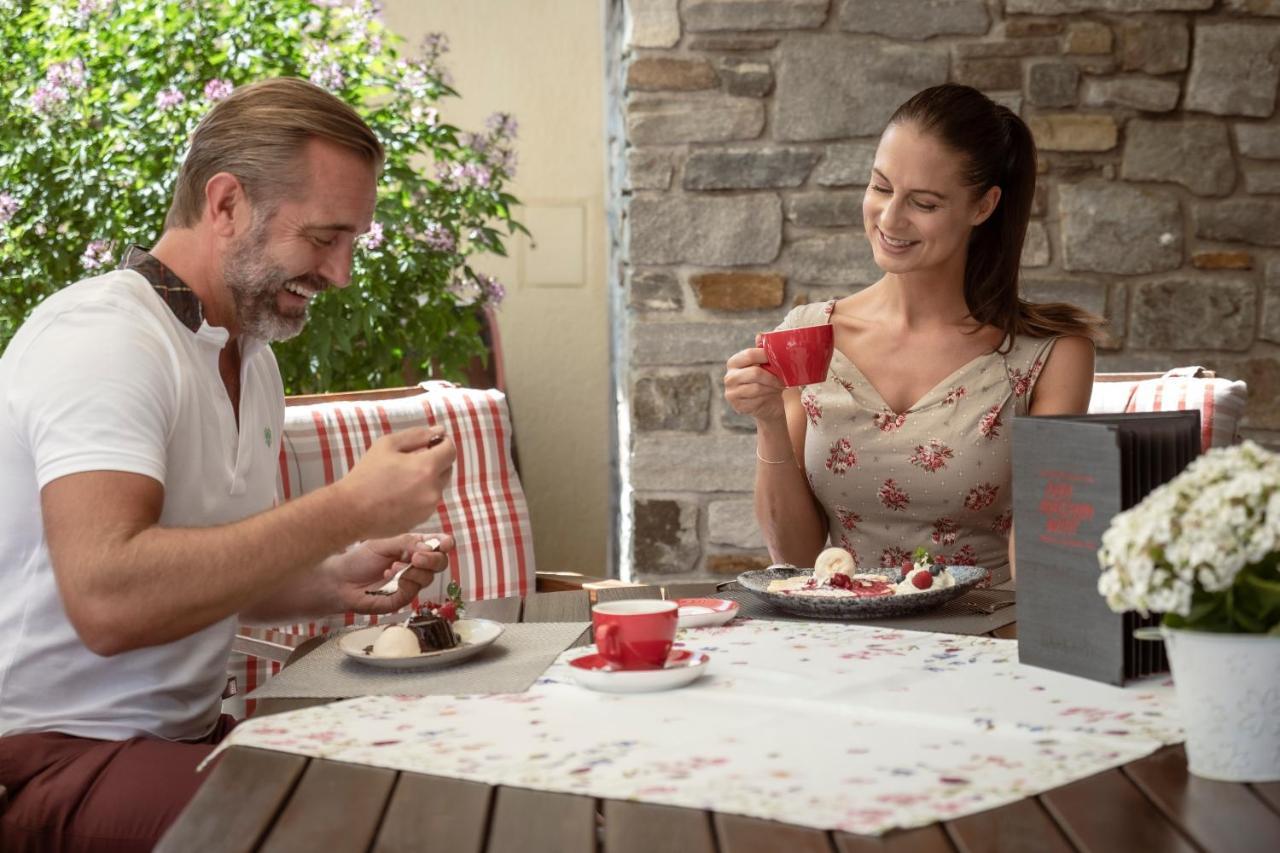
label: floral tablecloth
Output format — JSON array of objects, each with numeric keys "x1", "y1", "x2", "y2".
[{"x1": 207, "y1": 621, "x2": 1181, "y2": 835}]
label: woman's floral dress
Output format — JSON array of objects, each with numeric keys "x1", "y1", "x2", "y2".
[{"x1": 776, "y1": 299, "x2": 1059, "y2": 583}]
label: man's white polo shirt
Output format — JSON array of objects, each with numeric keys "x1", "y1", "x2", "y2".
[{"x1": 0, "y1": 267, "x2": 283, "y2": 741}]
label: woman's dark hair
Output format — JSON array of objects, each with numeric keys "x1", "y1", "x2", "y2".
[{"x1": 888, "y1": 84, "x2": 1104, "y2": 347}]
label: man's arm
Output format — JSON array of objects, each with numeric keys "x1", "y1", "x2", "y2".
[{"x1": 42, "y1": 427, "x2": 455, "y2": 656}]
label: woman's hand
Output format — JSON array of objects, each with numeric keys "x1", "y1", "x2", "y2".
[{"x1": 724, "y1": 346, "x2": 787, "y2": 425}]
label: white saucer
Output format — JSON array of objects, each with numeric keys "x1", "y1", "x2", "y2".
[
  {"x1": 338, "y1": 619, "x2": 503, "y2": 670},
  {"x1": 566, "y1": 648, "x2": 710, "y2": 693},
  {"x1": 675, "y1": 598, "x2": 739, "y2": 629}
]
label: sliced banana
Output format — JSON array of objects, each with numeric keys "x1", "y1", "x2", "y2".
[{"x1": 813, "y1": 546, "x2": 855, "y2": 584}]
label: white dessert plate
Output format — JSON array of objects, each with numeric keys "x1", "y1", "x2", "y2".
[
  {"x1": 338, "y1": 619, "x2": 504, "y2": 670},
  {"x1": 567, "y1": 648, "x2": 710, "y2": 693},
  {"x1": 675, "y1": 598, "x2": 739, "y2": 629}
]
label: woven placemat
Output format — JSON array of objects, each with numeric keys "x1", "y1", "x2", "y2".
[
  {"x1": 714, "y1": 587, "x2": 1017, "y2": 636},
  {"x1": 247, "y1": 621, "x2": 589, "y2": 699}
]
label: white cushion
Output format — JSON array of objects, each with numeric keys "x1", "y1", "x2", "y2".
[{"x1": 1088, "y1": 367, "x2": 1248, "y2": 450}]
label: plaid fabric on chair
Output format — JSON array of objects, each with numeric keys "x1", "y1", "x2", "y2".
[
  {"x1": 1088, "y1": 366, "x2": 1248, "y2": 451},
  {"x1": 226, "y1": 381, "x2": 535, "y2": 715}
]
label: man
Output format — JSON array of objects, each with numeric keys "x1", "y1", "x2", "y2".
[{"x1": 0, "y1": 77, "x2": 458, "y2": 851}]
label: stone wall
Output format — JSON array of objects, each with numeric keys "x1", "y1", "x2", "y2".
[{"x1": 617, "y1": 0, "x2": 1280, "y2": 582}]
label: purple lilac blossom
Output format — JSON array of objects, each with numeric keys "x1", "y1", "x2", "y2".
[
  {"x1": 485, "y1": 112, "x2": 518, "y2": 139},
  {"x1": 419, "y1": 32, "x2": 449, "y2": 62},
  {"x1": 76, "y1": 0, "x2": 113, "y2": 24},
  {"x1": 203, "y1": 79, "x2": 234, "y2": 101},
  {"x1": 399, "y1": 64, "x2": 428, "y2": 93},
  {"x1": 47, "y1": 59, "x2": 86, "y2": 89},
  {"x1": 30, "y1": 83, "x2": 69, "y2": 115},
  {"x1": 0, "y1": 193, "x2": 19, "y2": 224},
  {"x1": 80, "y1": 239, "x2": 113, "y2": 271},
  {"x1": 155, "y1": 87, "x2": 186, "y2": 110},
  {"x1": 486, "y1": 147, "x2": 517, "y2": 179},
  {"x1": 358, "y1": 221, "x2": 384, "y2": 251},
  {"x1": 479, "y1": 275, "x2": 506, "y2": 305},
  {"x1": 437, "y1": 162, "x2": 492, "y2": 190},
  {"x1": 422, "y1": 222, "x2": 455, "y2": 254},
  {"x1": 305, "y1": 45, "x2": 345, "y2": 90}
]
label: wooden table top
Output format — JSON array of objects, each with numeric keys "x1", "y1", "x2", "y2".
[{"x1": 159, "y1": 585, "x2": 1280, "y2": 853}]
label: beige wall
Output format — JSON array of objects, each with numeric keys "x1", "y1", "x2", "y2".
[{"x1": 383, "y1": 1, "x2": 611, "y2": 576}]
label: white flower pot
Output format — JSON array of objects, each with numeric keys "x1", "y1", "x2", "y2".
[{"x1": 1160, "y1": 626, "x2": 1280, "y2": 782}]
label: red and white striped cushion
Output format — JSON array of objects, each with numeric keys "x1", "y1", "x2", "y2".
[
  {"x1": 226, "y1": 381, "x2": 534, "y2": 715},
  {"x1": 1088, "y1": 368, "x2": 1248, "y2": 451}
]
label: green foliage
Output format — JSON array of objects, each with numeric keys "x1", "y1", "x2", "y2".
[
  {"x1": 0, "y1": 0, "x2": 522, "y2": 393},
  {"x1": 1164, "y1": 555, "x2": 1280, "y2": 635}
]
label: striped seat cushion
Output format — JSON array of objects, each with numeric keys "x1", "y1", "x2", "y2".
[
  {"x1": 226, "y1": 381, "x2": 534, "y2": 714},
  {"x1": 1088, "y1": 368, "x2": 1248, "y2": 451}
]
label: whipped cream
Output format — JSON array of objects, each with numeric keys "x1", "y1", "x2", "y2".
[{"x1": 894, "y1": 565, "x2": 957, "y2": 595}]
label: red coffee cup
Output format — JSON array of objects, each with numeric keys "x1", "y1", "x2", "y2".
[
  {"x1": 592, "y1": 600, "x2": 678, "y2": 670},
  {"x1": 758, "y1": 324, "x2": 835, "y2": 387}
]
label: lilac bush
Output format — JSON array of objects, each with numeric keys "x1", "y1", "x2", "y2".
[{"x1": 0, "y1": 0, "x2": 521, "y2": 392}]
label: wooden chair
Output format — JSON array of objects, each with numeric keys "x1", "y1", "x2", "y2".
[{"x1": 229, "y1": 307, "x2": 605, "y2": 676}]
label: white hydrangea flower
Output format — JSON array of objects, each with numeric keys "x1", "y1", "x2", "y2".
[{"x1": 1096, "y1": 441, "x2": 1280, "y2": 619}]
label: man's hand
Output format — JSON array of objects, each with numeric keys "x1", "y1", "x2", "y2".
[
  {"x1": 328, "y1": 532, "x2": 456, "y2": 615},
  {"x1": 337, "y1": 427, "x2": 457, "y2": 538}
]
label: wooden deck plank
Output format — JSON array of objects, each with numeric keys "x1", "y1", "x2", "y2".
[
  {"x1": 522, "y1": 590, "x2": 592, "y2": 624},
  {"x1": 989, "y1": 623, "x2": 1017, "y2": 640},
  {"x1": 259, "y1": 759, "x2": 397, "y2": 853},
  {"x1": 372, "y1": 773, "x2": 493, "y2": 853},
  {"x1": 1124, "y1": 745, "x2": 1280, "y2": 853},
  {"x1": 835, "y1": 824, "x2": 955, "y2": 852},
  {"x1": 603, "y1": 799, "x2": 716, "y2": 853},
  {"x1": 943, "y1": 797, "x2": 1073, "y2": 853},
  {"x1": 715, "y1": 813, "x2": 835, "y2": 853},
  {"x1": 1250, "y1": 782, "x2": 1280, "y2": 815},
  {"x1": 1040, "y1": 768, "x2": 1197, "y2": 853},
  {"x1": 156, "y1": 747, "x2": 307, "y2": 853},
  {"x1": 485, "y1": 786, "x2": 596, "y2": 853},
  {"x1": 467, "y1": 595, "x2": 523, "y2": 623}
]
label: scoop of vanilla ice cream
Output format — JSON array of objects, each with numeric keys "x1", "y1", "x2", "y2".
[
  {"x1": 371, "y1": 624, "x2": 422, "y2": 657},
  {"x1": 813, "y1": 547, "x2": 855, "y2": 585}
]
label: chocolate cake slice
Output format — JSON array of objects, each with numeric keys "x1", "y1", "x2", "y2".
[{"x1": 406, "y1": 612, "x2": 458, "y2": 652}]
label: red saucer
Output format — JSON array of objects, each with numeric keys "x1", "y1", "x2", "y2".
[
  {"x1": 569, "y1": 648, "x2": 697, "y2": 673},
  {"x1": 566, "y1": 648, "x2": 709, "y2": 693}
]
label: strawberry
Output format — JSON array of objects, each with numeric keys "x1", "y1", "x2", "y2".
[
  {"x1": 911, "y1": 570, "x2": 933, "y2": 590},
  {"x1": 830, "y1": 572, "x2": 852, "y2": 590},
  {"x1": 901, "y1": 559, "x2": 913, "y2": 575},
  {"x1": 437, "y1": 600, "x2": 458, "y2": 623}
]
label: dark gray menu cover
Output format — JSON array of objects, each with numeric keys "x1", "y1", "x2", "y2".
[{"x1": 1011, "y1": 412, "x2": 1199, "y2": 686}]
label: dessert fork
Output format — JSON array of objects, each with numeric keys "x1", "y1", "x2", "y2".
[{"x1": 364, "y1": 537, "x2": 440, "y2": 596}]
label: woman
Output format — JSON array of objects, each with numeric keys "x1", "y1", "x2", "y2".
[{"x1": 723, "y1": 84, "x2": 1101, "y2": 582}]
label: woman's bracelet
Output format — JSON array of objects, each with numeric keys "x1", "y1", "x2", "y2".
[{"x1": 756, "y1": 448, "x2": 792, "y2": 465}]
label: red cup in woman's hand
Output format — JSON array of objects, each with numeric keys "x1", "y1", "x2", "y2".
[
  {"x1": 591, "y1": 600, "x2": 678, "y2": 670},
  {"x1": 758, "y1": 324, "x2": 835, "y2": 387}
]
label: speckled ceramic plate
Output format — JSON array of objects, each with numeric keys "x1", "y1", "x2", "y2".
[
  {"x1": 338, "y1": 619, "x2": 504, "y2": 670},
  {"x1": 736, "y1": 565, "x2": 990, "y2": 620}
]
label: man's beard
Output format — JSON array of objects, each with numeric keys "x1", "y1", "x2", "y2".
[{"x1": 222, "y1": 219, "x2": 325, "y2": 342}]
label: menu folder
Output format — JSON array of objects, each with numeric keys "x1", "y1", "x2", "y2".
[{"x1": 1011, "y1": 411, "x2": 1200, "y2": 686}]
